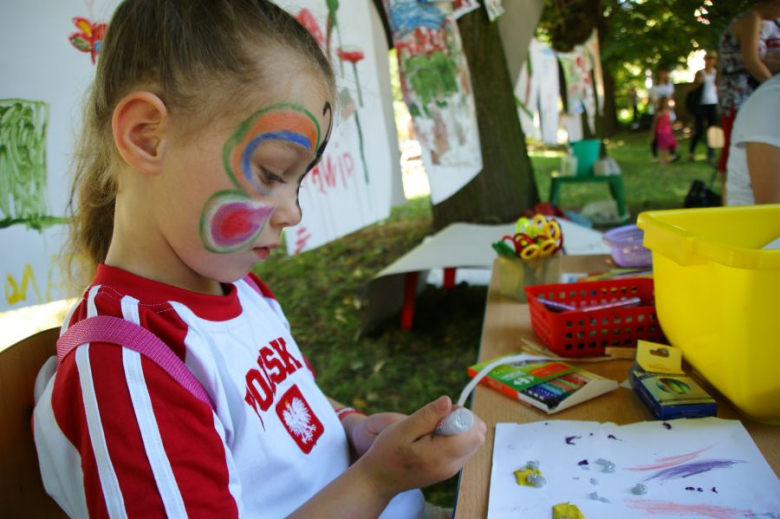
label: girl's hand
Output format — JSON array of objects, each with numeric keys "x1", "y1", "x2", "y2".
[
  {"x1": 353, "y1": 396, "x2": 486, "y2": 496},
  {"x1": 347, "y1": 412, "x2": 407, "y2": 459}
]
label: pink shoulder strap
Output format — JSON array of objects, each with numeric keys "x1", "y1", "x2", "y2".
[
  {"x1": 242, "y1": 274, "x2": 263, "y2": 296},
  {"x1": 57, "y1": 315, "x2": 215, "y2": 411}
]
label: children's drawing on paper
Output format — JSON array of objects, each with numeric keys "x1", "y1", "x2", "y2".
[
  {"x1": 484, "y1": 0, "x2": 505, "y2": 22},
  {"x1": 277, "y1": 0, "x2": 396, "y2": 254},
  {"x1": 384, "y1": 0, "x2": 482, "y2": 204},
  {"x1": 68, "y1": 17, "x2": 107, "y2": 64},
  {"x1": 557, "y1": 50, "x2": 597, "y2": 134},
  {"x1": 452, "y1": 0, "x2": 481, "y2": 20},
  {"x1": 488, "y1": 419, "x2": 780, "y2": 519},
  {"x1": 0, "y1": 99, "x2": 66, "y2": 232},
  {"x1": 5, "y1": 259, "x2": 58, "y2": 307},
  {"x1": 68, "y1": 1, "x2": 106, "y2": 64}
]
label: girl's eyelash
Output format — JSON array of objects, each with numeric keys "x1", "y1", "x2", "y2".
[{"x1": 260, "y1": 168, "x2": 286, "y2": 184}]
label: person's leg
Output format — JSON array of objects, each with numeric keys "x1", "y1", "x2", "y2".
[
  {"x1": 703, "y1": 105, "x2": 718, "y2": 162},
  {"x1": 651, "y1": 138, "x2": 658, "y2": 161},
  {"x1": 689, "y1": 111, "x2": 705, "y2": 159}
]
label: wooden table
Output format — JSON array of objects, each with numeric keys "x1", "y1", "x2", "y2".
[{"x1": 454, "y1": 259, "x2": 780, "y2": 518}]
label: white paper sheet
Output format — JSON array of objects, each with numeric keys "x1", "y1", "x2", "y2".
[{"x1": 489, "y1": 418, "x2": 780, "y2": 519}]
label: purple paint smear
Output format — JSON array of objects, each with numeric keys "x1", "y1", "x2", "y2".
[
  {"x1": 565, "y1": 435, "x2": 581, "y2": 445},
  {"x1": 662, "y1": 422, "x2": 672, "y2": 430},
  {"x1": 578, "y1": 459, "x2": 589, "y2": 466},
  {"x1": 711, "y1": 486, "x2": 718, "y2": 494},
  {"x1": 645, "y1": 459, "x2": 744, "y2": 481},
  {"x1": 607, "y1": 434, "x2": 622, "y2": 441}
]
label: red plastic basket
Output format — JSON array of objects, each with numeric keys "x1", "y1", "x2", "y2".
[{"x1": 524, "y1": 278, "x2": 665, "y2": 357}]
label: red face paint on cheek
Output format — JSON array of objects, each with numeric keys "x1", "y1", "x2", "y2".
[
  {"x1": 200, "y1": 192, "x2": 274, "y2": 253},
  {"x1": 218, "y1": 207, "x2": 257, "y2": 239}
]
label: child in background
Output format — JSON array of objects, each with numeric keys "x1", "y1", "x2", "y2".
[
  {"x1": 32, "y1": 1, "x2": 485, "y2": 518},
  {"x1": 651, "y1": 97, "x2": 679, "y2": 165}
]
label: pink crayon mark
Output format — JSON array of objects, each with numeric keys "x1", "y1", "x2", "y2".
[
  {"x1": 627, "y1": 445, "x2": 714, "y2": 472},
  {"x1": 210, "y1": 201, "x2": 273, "y2": 249},
  {"x1": 624, "y1": 498, "x2": 753, "y2": 519},
  {"x1": 294, "y1": 227, "x2": 311, "y2": 254}
]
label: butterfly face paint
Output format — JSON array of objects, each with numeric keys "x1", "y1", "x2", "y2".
[{"x1": 199, "y1": 103, "x2": 323, "y2": 254}]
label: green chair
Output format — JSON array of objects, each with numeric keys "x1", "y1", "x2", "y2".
[{"x1": 549, "y1": 139, "x2": 629, "y2": 223}]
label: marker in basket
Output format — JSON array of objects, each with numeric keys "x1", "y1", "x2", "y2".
[
  {"x1": 537, "y1": 296, "x2": 641, "y2": 313},
  {"x1": 580, "y1": 297, "x2": 641, "y2": 312}
]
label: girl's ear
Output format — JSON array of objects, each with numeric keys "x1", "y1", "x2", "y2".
[{"x1": 112, "y1": 92, "x2": 170, "y2": 175}]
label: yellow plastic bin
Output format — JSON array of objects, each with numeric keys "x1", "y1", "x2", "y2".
[{"x1": 637, "y1": 205, "x2": 780, "y2": 423}]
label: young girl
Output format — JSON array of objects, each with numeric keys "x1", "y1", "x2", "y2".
[
  {"x1": 651, "y1": 97, "x2": 678, "y2": 165},
  {"x1": 32, "y1": 1, "x2": 485, "y2": 517}
]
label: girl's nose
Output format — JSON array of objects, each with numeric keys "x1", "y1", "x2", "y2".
[{"x1": 270, "y1": 186, "x2": 302, "y2": 229}]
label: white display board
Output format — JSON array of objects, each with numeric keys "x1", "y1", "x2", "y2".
[
  {"x1": 279, "y1": 0, "x2": 401, "y2": 255},
  {"x1": 0, "y1": 0, "x2": 121, "y2": 312}
]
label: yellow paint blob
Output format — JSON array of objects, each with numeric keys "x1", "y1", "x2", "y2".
[{"x1": 552, "y1": 502, "x2": 586, "y2": 519}]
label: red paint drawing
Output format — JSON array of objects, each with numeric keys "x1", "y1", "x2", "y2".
[{"x1": 69, "y1": 17, "x2": 107, "y2": 64}]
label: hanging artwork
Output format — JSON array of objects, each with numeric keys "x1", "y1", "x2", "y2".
[
  {"x1": 384, "y1": 0, "x2": 483, "y2": 204},
  {"x1": 68, "y1": 1, "x2": 106, "y2": 65},
  {"x1": 452, "y1": 0, "x2": 481, "y2": 19},
  {"x1": 514, "y1": 38, "x2": 560, "y2": 145},
  {"x1": 557, "y1": 49, "x2": 597, "y2": 135},
  {"x1": 484, "y1": 0, "x2": 505, "y2": 22},
  {"x1": 279, "y1": 0, "x2": 399, "y2": 254},
  {"x1": 583, "y1": 30, "x2": 605, "y2": 115}
]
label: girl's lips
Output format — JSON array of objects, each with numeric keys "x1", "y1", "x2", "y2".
[
  {"x1": 253, "y1": 244, "x2": 278, "y2": 260},
  {"x1": 253, "y1": 247, "x2": 271, "y2": 260}
]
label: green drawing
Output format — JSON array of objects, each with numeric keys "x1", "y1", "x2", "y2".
[
  {"x1": 0, "y1": 99, "x2": 66, "y2": 231},
  {"x1": 403, "y1": 52, "x2": 459, "y2": 117}
]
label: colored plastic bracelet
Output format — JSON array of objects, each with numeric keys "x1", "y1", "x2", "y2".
[{"x1": 335, "y1": 407, "x2": 365, "y2": 421}]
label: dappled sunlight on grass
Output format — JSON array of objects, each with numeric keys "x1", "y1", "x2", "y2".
[{"x1": 531, "y1": 130, "x2": 720, "y2": 223}]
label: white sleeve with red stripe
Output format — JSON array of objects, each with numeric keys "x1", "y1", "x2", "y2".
[{"x1": 33, "y1": 288, "x2": 243, "y2": 518}]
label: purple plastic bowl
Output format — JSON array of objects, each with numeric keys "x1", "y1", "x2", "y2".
[{"x1": 603, "y1": 224, "x2": 653, "y2": 268}]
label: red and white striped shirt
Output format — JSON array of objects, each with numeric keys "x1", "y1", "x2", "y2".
[{"x1": 33, "y1": 264, "x2": 423, "y2": 518}]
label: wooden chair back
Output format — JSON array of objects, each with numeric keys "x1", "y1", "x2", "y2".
[{"x1": 0, "y1": 327, "x2": 68, "y2": 518}]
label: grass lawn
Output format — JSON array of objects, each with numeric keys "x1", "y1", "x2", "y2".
[
  {"x1": 254, "y1": 131, "x2": 717, "y2": 507},
  {"x1": 531, "y1": 131, "x2": 720, "y2": 219}
]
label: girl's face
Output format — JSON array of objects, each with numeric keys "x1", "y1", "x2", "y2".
[{"x1": 155, "y1": 71, "x2": 333, "y2": 287}]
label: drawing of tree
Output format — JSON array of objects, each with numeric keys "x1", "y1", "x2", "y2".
[
  {"x1": 0, "y1": 99, "x2": 65, "y2": 232},
  {"x1": 282, "y1": 397, "x2": 316, "y2": 444}
]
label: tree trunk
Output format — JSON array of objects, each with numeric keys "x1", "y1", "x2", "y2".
[
  {"x1": 600, "y1": 67, "x2": 620, "y2": 137},
  {"x1": 431, "y1": 8, "x2": 539, "y2": 230}
]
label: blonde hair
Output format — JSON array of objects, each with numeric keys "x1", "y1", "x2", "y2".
[{"x1": 65, "y1": 0, "x2": 335, "y2": 288}]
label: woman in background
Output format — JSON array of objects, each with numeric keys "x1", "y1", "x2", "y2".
[
  {"x1": 717, "y1": 0, "x2": 780, "y2": 175},
  {"x1": 688, "y1": 51, "x2": 720, "y2": 165}
]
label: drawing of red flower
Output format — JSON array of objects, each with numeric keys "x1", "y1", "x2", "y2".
[{"x1": 68, "y1": 17, "x2": 106, "y2": 65}]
